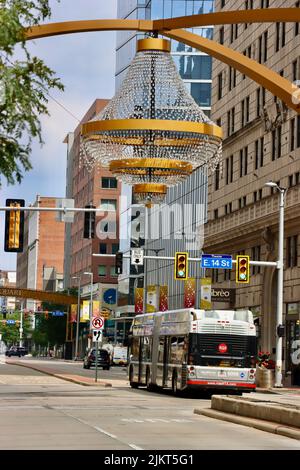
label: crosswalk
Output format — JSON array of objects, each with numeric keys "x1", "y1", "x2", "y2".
[{"x1": 121, "y1": 418, "x2": 192, "y2": 424}]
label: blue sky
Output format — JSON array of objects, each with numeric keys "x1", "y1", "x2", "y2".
[{"x1": 0, "y1": 0, "x2": 117, "y2": 270}]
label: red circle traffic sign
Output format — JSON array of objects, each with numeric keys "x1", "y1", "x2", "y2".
[
  {"x1": 218, "y1": 343, "x2": 228, "y2": 353},
  {"x1": 92, "y1": 316, "x2": 104, "y2": 329}
]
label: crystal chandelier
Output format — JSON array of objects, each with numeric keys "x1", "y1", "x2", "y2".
[{"x1": 81, "y1": 38, "x2": 222, "y2": 204}]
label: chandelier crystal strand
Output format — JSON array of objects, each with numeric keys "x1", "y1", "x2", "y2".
[{"x1": 81, "y1": 38, "x2": 222, "y2": 204}]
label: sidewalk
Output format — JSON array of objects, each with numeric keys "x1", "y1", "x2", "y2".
[
  {"x1": 5, "y1": 359, "x2": 128, "y2": 388},
  {"x1": 194, "y1": 387, "x2": 300, "y2": 442}
]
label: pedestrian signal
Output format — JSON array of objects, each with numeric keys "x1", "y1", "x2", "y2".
[
  {"x1": 115, "y1": 252, "x2": 123, "y2": 275},
  {"x1": 236, "y1": 255, "x2": 250, "y2": 283},
  {"x1": 4, "y1": 199, "x2": 25, "y2": 252},
  {"x1": 174, "y1": 252, "x2": 188, "y2": 280},
  {"x1": 83, "y1": 205, "x2": 96, "y2": 239}
]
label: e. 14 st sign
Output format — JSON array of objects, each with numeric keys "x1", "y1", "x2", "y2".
[{"x1": 201, "y1": 254, "x2": 232, "y2": 269}]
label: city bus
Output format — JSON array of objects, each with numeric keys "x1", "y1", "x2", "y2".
[{"x1": 128, "y1": 308, "x2": 257, "y2": 394}]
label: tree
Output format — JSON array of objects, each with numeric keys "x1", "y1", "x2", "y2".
[{"x1": 0, "y1": 0, "x2": 63, "y2": 186}]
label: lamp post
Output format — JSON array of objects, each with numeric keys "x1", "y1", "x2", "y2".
[
  {"x1": 265, "y1": 181, "x2": 287, "y2": 387},
  {"x1": 71, "y1": 275, "x2": 81, "y2": 360},
  {"x1": 84, "y1": 271, "x2": 93, "y2": 348}
]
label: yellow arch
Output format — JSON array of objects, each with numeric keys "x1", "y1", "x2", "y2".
[
  {"x1": 163, "y1": 28, "x2": 300, "y2": 113},
  {"x1": 24, "y1": 9, "x2": 300, "y2": 114}
]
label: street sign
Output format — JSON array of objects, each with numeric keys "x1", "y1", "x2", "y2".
[
  {"x1": 92, "y1": 316, "x2": 104, "y2": 330},
  {"x1": 201, "y1": 254, "x2": 232, "y2": 269},
  {"x1": 131, "y1": 248, "x2": 144, "y2": 266},
  {"x1": 93, "y1": 329, "x2": 102, "y2": 343},
  {"x1": 6, "y1": 319, "x2": 15, "y2": 325},
  {"x1": 52, "y1": 311, "x2": 64, "y2": 317}
]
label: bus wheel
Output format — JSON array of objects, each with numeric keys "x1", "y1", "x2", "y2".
[
  {"x1": 172, "y1": 371, "x2": 179, "y2": 396},
  {"x1": 129, "y1": 367, "x2": 138, "y2": 389}
]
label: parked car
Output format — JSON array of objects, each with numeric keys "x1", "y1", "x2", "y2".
[
  {"x1": 5, "y1": 346, "x2": 28, "y2": 357},
  {"x1": 112, "y1": 346, "x2": 128, "y2": 366},
  {"x1": 83, "y1": 348, "x2": 110, "y2": 370}
]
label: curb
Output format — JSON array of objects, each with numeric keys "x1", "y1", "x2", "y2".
[
  {"x1": 194, "y1": 408, "x2": 300, "y2": 441},
  {"x1": 6, "y1": 360, "x2": 112, "y2": 387}
]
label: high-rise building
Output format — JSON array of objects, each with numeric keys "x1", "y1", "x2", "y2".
[
  {"x1": 205, "y1": 0, "x2": 300, "y2": 385},
  {"x1": 116, "y1": 0, "x2": 214, "y2": 314},
  {"x1": 0, "y1": 270, "x2": 17, "y2": 313},
  {"x1": 64, "y1": 100, "x2": 121, "y2": 312},
  {"x1": 16, "y1": 196, "x2": 65, "y2": 310}
]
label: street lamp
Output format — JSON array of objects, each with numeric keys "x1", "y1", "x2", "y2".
[
  {"x1": 71, "y1": 275, "x2": 81, "y2": 360},
  {"x1": 83, "y1": 271, "x2": 93, "y2": 346},
  {"x1": 265, "y1": 181, "x2": 288, "y2": 387}
]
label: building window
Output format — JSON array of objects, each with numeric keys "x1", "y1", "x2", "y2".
[
  {"x1": 238, "y1": 196, "x2": 247, "y2": 209},
  {"x1": 261, "y1": 0, "x2": 270, "y2": 7},
  {"x1": 295, "y1": 172, "x2": 300, "y2": 185},
  {"x1": 255, "y1": 137, "x2": 264, "y2": 169},
  {"x1": 290, "y1": 118, "x2": 295, "y2": 152},
  {"x1": 102, "y1": 177, "x2": 117, "y2": 189},
  {"x1": 224, "y1": 269, "x2": 231, "y2": 281},
  {"x1": 215, "y1": 163, "x2": 220, "y2": 190},
  {"x1": 239, "y1": 147, "x2": 248, "y2": 177},
  {"x1": 219, "y1": 26, "x2": 224, "y2": 44},
  {"x1": 218, "y1": 72, "x2": 223, "y2": 100},
  {"x1": 110, "y1": 266, "x2": 118, "y2": 277},
  {"x1": 112, "y1": 243, "x2": 119, "y2": 254},
  {"x1": 289, "y1": 175, "x2": 294, "y2": 188},
  {"x1": 224, "y1": 203, "x2": 232, "y2": 215},
  {"x1": 258, "y1": 31, "x2": 268, "y2": 63},
  {"x1": 228, "y1": 66, "x2": 237, "y2": 91},
  {"x1": 214, "y1": 209, "x2": 219, "y2": 219},
  {"x1": 99, "y1": 243, "x2": 107, "y2": 254},
  {"x1": 297, "y1": 115, "x2": 300, "y2": 148},
  {"x1": 225, "y1": 155, "x2": 233, "y2": 184},
  {"x1": 295, "y1": 1, "x2": 300, "y2": 36},
  {"x1": 286, "y1": 235, "x2": 298, "y2": 268},
  {"x1": 251, "y1": 246, "x2": 261, "y2": 275},
  {"x1": 227, "y1": 107, "x2": 235, "y2": 136},
  {"x1": 98, "y1": 265, "x2": 106, "y2": 277},
  {"x1": 221, "y1": 0, "x2": 226, "y2": 8},
  {"x1": 272, "y1": 126, "x2": 282, "y2": 160},
  {"x1": 100, "y1": 199, "x2": 117, "y2": 211}
]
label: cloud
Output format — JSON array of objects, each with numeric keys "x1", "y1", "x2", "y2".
[{"x1": 0, "y1": 1, "x2": 117, "y2": 271}]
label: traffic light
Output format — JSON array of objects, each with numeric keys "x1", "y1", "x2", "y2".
[
  {"x1": 174, "y1": 252, "x2": 188, "y2": 280},
  {"x1": 115, "y1": 252, "x2": 123, "y2": 275},
  {"x1": 83, "y1": 205, "x2": 96, "y2": 238},
  {"x1": 44, "y1": 310, "x2": 49, "y2": 320},
  {"x1": 4, "y1": 199, "x2": 25, "y2": 252},
  {"x1": 236, "y1": 255, "x2": 250, "y2": 283}
]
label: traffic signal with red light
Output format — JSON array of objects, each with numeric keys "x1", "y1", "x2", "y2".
[
  {"x1": 174, "y1": 252, "x2": 188, "y2": 280},
  {"x1": 236, "y1": 255, "x2": 250, "y2": 283},
  {"x1": 4, "y1": 199, "x2": 25, "y2": 252},
  {"x1": 83, "y1": 205, "x2": 96, "y2": 239},
  {"x1": 115, "y1": 252, "x2": 123, "y2": 275},
  {"x1": 44, "y1": 311, "x2": 49, "y2": 320}
]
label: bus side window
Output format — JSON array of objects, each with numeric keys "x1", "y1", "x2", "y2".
[
  {"x1": 141, "y1": 337, "x2": 151, "y2": 362},
  {"x1": 131, "y1": 337, "x2": 139, "y2": 361},
  {"x1": 170, "y1": 337, "x2": 178, "y2": 364},
  {"x1": 158, "y1": 337, "x2": 164, "y2": 363}
]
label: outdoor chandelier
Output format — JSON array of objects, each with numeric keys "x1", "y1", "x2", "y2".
[{"x1": 81, "y1": 38, "x2": 222, "y2": 204}]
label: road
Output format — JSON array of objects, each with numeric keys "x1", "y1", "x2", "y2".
[{"x1": 0, "y1": 356, "x2": 300, "y2": 450}]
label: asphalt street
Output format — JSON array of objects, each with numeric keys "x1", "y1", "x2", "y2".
[{"x1": 0, "y1": 356, "x2": 300, "y2": 450}]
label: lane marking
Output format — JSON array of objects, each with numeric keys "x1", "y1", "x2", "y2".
[{"x1": 129, "y1": 443, "x2": 143, "y2": 450}]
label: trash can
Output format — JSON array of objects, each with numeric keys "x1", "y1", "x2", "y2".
[{"x1": 256, "y1": 367, "x2": 275, "y2": 388}]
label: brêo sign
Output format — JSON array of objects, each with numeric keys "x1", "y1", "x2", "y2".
[{"x1": 211, "y1": 288, "x2": 236, "y2": 304}]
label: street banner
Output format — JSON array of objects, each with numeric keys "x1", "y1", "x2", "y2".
[
  {"x1": 93, "y1": 300, "x2": 101, "y2": 317},
  {"x1": 146, "y1": 285, "x2": 159, "y2": 313},
  {"x1": 70, "y1": 304, "x2": 77, "y2": 323},
  {"x1": 159, "y1": 285, "x2": 168, "y2": 312},
  {"x1": 184, "y1": 278, "x2": 196, "y2": 308},
  {"x1": 134, "y1": 287, "x2": 144, "y2": 314},
  {"x1": 200, "y1": 278, "x2": 212, "y2": 310},
  {"x1": 81, "y1": 300, "x2": 90, "y2": 321}
]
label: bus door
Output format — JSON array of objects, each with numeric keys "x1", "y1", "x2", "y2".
[{"x1": 156, "y1": 336, "x2": 170, "y2": 387}]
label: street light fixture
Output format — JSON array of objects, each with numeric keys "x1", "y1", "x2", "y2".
[
  {"x1": 83, "y1": 271, "x2": 93, "y2": 346},
  {"x1": 264, "y1": 181, "x2": 288, "y2": 387},
  {"x1": 71, "y1": 275, "x2": 81, "y2": 360}
]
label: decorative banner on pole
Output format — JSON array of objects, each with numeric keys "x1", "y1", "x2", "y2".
[
  {"x1": 184, "y1": 278, "x2": 196, "y2": 308},
  {"x1": 81, "y1": 300, "x2": 90, "y2": 321},
  {"x1": 159, "y1": 285, "x2": 168, "y2": 312},
  {"x1": 200, "y1": 278, "x2": 212, "y2": 310},
  {"x1": 134, "y1": 288, "x2": 144, "y2": 314},
  {"x1": 92, "y1": 300, "x2": 101, "y2": 318},
  {"x1": 146, "y1": 285, "x2": 159, "y2": 313},
  {"x1": 70, "y1": 304, "x2": 77, "y2": 323}
]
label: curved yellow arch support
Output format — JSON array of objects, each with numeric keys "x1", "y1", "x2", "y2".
[
  {"x1": 24, "y1": 11, "x2": 300, "y2": 114},
  {"x1": 25, "y1": 19, "x2": 153, "y2": 40},
  {"x1": 153, "y1": 8, "x2": 300, "y2": 30},
  {"x1": 162, "y1": 28, "x2": 300, "y2": 114}
]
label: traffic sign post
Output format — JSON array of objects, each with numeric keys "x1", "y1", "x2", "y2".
[
  {"x1": 92, "y1": 316, "x2": 104, "y2": 330},
  {"x1": 201, "y1": 254, "x2": 232, "y2": 269},
  {"x1": 91, "y1": 318, "x2": 104, "y2": 383}
]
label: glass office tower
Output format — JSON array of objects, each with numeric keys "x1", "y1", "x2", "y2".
[{"x1": 116, "y1": 0, "x2": 213, "y2": 314}]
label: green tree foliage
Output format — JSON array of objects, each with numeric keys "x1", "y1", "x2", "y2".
[
  {"x1": 0, "y1": 311, "x2": 32, "y2": 345},
  {"x1": 0, "y1": 0, "x2": 63, "y2": 186}
]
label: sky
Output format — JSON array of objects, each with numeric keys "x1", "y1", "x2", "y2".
[{"x1": 0, "y1": 0, "x2": 118, "y2": 270}]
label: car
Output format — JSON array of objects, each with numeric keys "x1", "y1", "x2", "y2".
[
  {"x1": 5, "y1": 346, "x2": 28, "y2": 357},
  {"x1": 83, "y1": 348, "x2": 110, "y2": 370}
]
